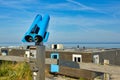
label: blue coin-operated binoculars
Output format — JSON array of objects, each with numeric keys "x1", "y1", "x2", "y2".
[
  {"x1": 22, "y1": 14, "x2": 50, "y2": 45},
  {"x1": 22, "y1": 14, "x2": 50, "y2": 80}
]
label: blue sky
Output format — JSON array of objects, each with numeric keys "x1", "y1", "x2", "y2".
[{"x1": 0, "y1": 0, "x2": 120, "y2": 43}]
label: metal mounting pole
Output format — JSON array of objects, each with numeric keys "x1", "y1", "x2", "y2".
[
  {"x1": 36, "y1": 45, "x2": 45, "y2": 80},
  {"x1": 30, "y1": 45, "x2": 45, "y2": 80}
]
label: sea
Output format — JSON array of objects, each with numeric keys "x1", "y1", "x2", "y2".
[
  {"x1": 46, "y1": 42, "x2": 120, "y2": 49},
  {"x1": 0, "y1": 42, "x2": 120, "y2": 49},
  {"x1": 61, "y1": 43, "x2": 120, "y2": 48}
]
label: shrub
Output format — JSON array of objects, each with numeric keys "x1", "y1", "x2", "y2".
[{"x1": 0, "y1": 61, "x2": 32, "y2": 80}]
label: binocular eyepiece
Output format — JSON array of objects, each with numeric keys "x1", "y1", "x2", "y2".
[
  {"x1": 25, "y1": 35, "x2": 43, "y2": 43},
  {"x1": 34, "y1": 35, "x2": 43, "y2": 43},
  {"x1": 25, "y1": 35, "x2": 33, "y2": 42}
]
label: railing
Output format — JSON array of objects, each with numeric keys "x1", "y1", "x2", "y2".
[{"x1": 0, "y1": 55, "x2": 120, "y2": 80}]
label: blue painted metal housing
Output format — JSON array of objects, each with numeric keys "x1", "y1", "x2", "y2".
[
  {"x1": 35, "y1": 14, "x2": 50, "y2": 43},
  {"x1": 50, "y1": 53, "x2": 59, "y2": 73},
  {"x1": 22, "y1": 14, "x2": 50, "y2": 43}
]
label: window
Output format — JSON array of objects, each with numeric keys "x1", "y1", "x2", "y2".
[
  {"x1": 72, "y1": 54, "x2": 82, "y2": 62},
  {"x1": 78, "y1": 57, "x2": 81, "y2": 62},
  {"x1": 54, "y1": 44, "x2": 57, "y2": 49},
  {"x1": 53, "y1": 55, "x2": 57, "y2": 59},
  {"x1": 74, "y1": 57, "x2": 77, "y2": 62}
]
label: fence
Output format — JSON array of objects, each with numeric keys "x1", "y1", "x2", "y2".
[{"x1": 0, "y1": 55, "x2": 120, "y2": 80}]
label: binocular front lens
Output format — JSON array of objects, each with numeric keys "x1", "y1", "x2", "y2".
[
  {"x1": 35, "y1": 35, "x2": 43, "y2": 43},
  {"x1": 25, "y1": 35, "x2": 33, "y2": 42}
]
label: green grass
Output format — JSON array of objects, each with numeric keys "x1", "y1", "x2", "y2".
[
  {"x1": 79, "y1": 77, "x2": 87, "y2": 80},
  {"x1": 0, "y1": 61, "x2": 32, "y2": 80}
]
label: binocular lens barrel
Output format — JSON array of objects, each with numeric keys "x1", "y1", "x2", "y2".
[
  {"x1": 25, "y1": 35, "x2": 33, "y2": 42},
  {"x1": 35, "y1": 35, "x2": 43, "y2": 43}
]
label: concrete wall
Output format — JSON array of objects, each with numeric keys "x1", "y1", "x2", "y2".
[
  {"x1": 115, "y1": 50, "x2": 120, "y2": 65},
  {"x1": 93, "y1": 50, "x2": 120, "y2": 66},
  {"x1": 46, "y1": 51, "x2": 92, "y2": 63}
]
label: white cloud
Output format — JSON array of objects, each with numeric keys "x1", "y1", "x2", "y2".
[
  {"x1": 66, "y1": 0, "x2": 120, "y2": 16},
  {"x1": 66, "y1": 0, "x2": 95, "y2": 10},
  {"x1": 48, "y1": 15, "x2": 120, "y2": 42},
  {"x1": 49, "y1": 15, "x2": 120, "y2": 30},
  {"x1": 0, "y1": 0, "x2": 120, "y2": 43},
  {"x1": 0, "y1": 0, "x2": 38, "y2": 10},
  {"x1": 42, "y1": 1, "x2": 97, "y2": 11},
  {"x1": 66, "y1": 0, "x2": 108, "y2": 14},
  {"x1": 49, "y1": 26, "x2": 120, "y2": 42}
]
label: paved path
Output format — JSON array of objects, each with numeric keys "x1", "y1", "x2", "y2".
[{"x1": 45, "y1": 76, "x2": 77, "y2": 80}]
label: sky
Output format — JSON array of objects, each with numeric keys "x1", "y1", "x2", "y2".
[{"x1": 0, "y1": 0, "x2": 120, "y2": 43}]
